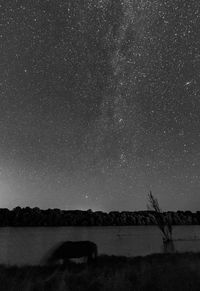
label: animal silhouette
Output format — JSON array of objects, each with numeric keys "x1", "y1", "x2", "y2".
[{"x1": 46, "y1": 241, "x2": 98, "y2": 265}]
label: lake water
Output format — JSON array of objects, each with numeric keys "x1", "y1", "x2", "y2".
[{"x1": 1, "y1": 225, "x2": 200, "y2": 266}]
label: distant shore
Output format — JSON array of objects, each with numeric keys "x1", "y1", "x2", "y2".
[
  {"x1": 1, "y1": 252, "x2": 200, "y2": 290},
  {"x1": 0, "y1": 207, "x2": 200, "y2": 227}
]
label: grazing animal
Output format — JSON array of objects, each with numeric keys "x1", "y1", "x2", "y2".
[{"x1": 46, "y1": 241, "x2": 98, "y2": 265}]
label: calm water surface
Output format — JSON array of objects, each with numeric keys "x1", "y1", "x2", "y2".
[{"x1": 1, "y1": 226, "x2": 200, "y2": 265}]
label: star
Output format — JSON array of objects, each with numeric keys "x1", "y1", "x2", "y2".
[{"x1": 0, "y1": 0, "x2": 200, "y2": 211}]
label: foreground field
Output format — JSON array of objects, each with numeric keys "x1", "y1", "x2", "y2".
[{"x1": 1, "y1": 252, "x2": 200, "y2": 291}]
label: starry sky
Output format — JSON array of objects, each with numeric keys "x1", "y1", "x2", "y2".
[{"x1": 1, "y1": 0, "x2": 200, "y2": 211}]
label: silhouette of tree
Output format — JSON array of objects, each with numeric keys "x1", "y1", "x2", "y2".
[{"x1": 147, "y1": 191, "x2": 173, "y2": 243}]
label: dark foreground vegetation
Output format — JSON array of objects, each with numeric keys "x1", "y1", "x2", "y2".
[
  {"x1": 1, "y1": 253, "x2": 200, "y2": 290},
  {"x1": 1, "y1": 207, "x2": 200, "y2": 226}
]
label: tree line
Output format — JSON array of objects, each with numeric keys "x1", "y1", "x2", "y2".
[{"x1": 0, "y1": 206, "x2": 199, "y2": 226}]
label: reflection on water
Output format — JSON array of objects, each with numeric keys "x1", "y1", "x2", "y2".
[
  {"x1": 162, "y1": 240, "x2": 176, "y2": 253},
  {"x1": 0, "y1": 225, "x2": 200, "y2": 265}
]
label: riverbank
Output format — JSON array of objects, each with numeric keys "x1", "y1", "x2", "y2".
[
  {"x1": 1, "y1": 252, "x2": 200, "y2": 290},
  {"x1": 1, "y1": 207, "x2": 200, "y2": 226}
]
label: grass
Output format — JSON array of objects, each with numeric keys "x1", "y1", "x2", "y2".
[{"x1": 1, "y1": 252, "x2": 200, "y2": 290}]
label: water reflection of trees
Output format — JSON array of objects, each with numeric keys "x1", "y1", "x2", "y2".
[{"x1": 162, "y1": 240, "x2": 176, "y2": 254}]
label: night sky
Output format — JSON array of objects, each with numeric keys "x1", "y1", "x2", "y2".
[{"x1": 1, "y1": 0, "x2": 200, "y2": 211}]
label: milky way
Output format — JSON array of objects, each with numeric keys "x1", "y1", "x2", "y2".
[{"x1": 1, "y1": 0, "x2": 200, "y2": 211}]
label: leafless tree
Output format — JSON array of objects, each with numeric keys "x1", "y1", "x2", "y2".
[{"x1": 147, "y1": 191, "x2": 173, "y2": 243}]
